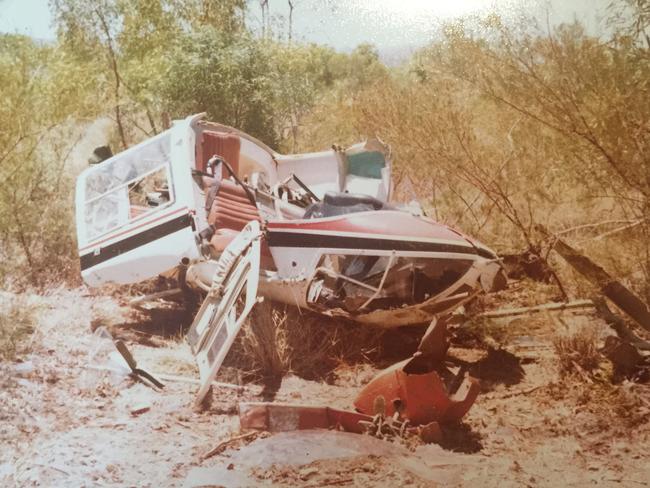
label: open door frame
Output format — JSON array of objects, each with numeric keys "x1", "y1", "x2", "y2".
[{"x1": 186, "y1": 221, "x2": 262, "y2": 406}]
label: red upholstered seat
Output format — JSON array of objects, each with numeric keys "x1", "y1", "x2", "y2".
[
  {"x1": 207, "y1": 179, "x2": 261, "y2": 232},
  {"x1": 206, "y1": 179, "x2": 276, "y2": 270},
  {"x1": 197, "y1": 131, "x2": 241, "y2": 177},
  {"x1": 197, "y1": 129, "x2": 253, "y2": 230}
]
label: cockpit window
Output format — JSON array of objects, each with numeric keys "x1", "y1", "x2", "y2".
[
  {"x1": 82, "y1": 131, "x2": 174, "y2": 242},
  {"x1": 346, "y1": 151, "x2": 385, "y2": 179}
]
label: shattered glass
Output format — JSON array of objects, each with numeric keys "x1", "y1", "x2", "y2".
[
  {"x1": 82, "y1": 132, "x2": 174, "y2": 241},
  {"x1": 84, "y1": 132, "x2": 171, "y2": 200}
]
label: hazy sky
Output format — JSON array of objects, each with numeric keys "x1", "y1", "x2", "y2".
[
  {"x1": 0, "y1": 0, "x2": 611, "y2": 57},
  {"x1": 249, "y1": 0, "x2": 610, "y2": 50}
]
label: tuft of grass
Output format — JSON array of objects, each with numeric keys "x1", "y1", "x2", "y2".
[
  {"x1": 237, "y1": 301, "x2": 287, "y2": 381},
  {"x1": 553, "y1": 326, "x2": 601, "y2": 378},
  {"x1": 570, "y1": 380, "x2": 650, "y2": 429},
  {"x1": 0, "y1": 298, "x2": 36, "y2": 361},
  {"x1": 225, "y1": 301, "x2": 389, "y2": 383},
  {"x1": 608, "y1": 383, "x2": 650, "y2": 428}
]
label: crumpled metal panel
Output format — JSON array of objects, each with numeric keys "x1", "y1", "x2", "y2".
[
  {"x1": 353, "y1": 358, "x2": 480, "y2": 426},
  {"x1": 239, "y1": 402, "x2": 372, "y2": 433},
  {"x1": 238, "y1": 402, "x2": 444, "y2": 444}
]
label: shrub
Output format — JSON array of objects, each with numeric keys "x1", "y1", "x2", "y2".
[
  {"x1": 0, "y1": 297, "x2": 36, "y2": 361},
  {"x1": 553, "y1": 326, "x2": 601, "y2": 378},
  {"x1": 225, "y1": 301, "x2": 388, "y2": 383}
]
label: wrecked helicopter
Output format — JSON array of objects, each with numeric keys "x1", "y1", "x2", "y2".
[
  {"x1": 76, "y1": 113, "x2": 506, "y2": 413},
  {"x1": 76, "y1": 113, "x2": 506, "y2": 327}
]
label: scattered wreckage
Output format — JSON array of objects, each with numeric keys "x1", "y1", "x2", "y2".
[
  {"x1": 238, "y1": 316, "x2": 479, "y2": 443},
  {"x1": 76, "y1": 113, "x2": 506, "y2": 438}
]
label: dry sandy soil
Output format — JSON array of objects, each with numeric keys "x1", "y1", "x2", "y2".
[{"x1": 1, "y1": 283, "x2": 650, "y2": 487}]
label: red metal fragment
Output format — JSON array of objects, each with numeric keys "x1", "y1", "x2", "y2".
[
  {"x1": 353, "y1": 358, "x2": 480, "y2": 426},
  {"x1": 239, "y1": 402, "x2": 373, "y2": 433},
  {"x1": 239, "y1": 402, "x2": 449, "y2": 445},
  {"x1": 417, "y1": 315, "x2": 450, "y2": 360},
  {"x1": 418, "y1": 421, "x2": 443, "y2": 444}
]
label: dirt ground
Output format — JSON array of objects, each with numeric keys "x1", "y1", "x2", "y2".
[{"x1": 1, "y1": 284, "x2": 650, "y2": 487}]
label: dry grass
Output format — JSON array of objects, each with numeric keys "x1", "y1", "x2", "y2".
[
  {"x1": 564, "y1": 378, "x2": 650, "y2": 430},
  {"x1": 0, "y1": 297, "x2": 36, "y2": 361},
  {"x1": 148, "y1": 349, "x2": 198, "y2": 377},
  {"x1": 553, "y1": 326, "x2": 601, "y2": 378},
  {"x1": 235, "y1": 301, "x2": 287, "y2": 381},
  {"x1": 608, "y1": 383, "x2": 650, "y2": 428},
  {"x1": 225, "y1": 301, "x2": 391, "y2": 383}
]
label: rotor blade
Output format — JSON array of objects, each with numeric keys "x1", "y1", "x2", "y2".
[{"x1": 114, "y1": 340, "x2": 138, "y2": 371}]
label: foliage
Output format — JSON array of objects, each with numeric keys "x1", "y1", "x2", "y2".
[
  {"x1": 295, "y1": 7, "x2": 650, "y2": 299},
  {"x1": 0, "y1": 34, "x2": 97, "y2": 286},
  {"x1": 158, "y1": 34, "x2": 386, "y2": 148},
  {"x1": 1, "y1": 0, "x2": 648, "y2": 302},
  {"x1": 50, "y1": 0, "x2": 248, "y2": 143},
  {"x1": 159, "y1": 27, "x2": 279, "y2": 144},
  {"x1": 553, "y1": 326, "x2": 601, "y2": 378},
  {"x1": 435, "y1": 18, "x2": 649, "y2": 218},
  {"x1": 225, "y1": 302, "x2": 387, "y2": 383},
  {"x1": 0, "y1": 297, "x2": 36, "y2": 361}
]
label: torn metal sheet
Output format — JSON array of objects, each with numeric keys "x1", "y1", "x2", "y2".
[
  {"x1": 417, "y1": 315, "x2": 450, "y2": 361},
  {"x1": 239, "y1": 402, "x2": 372, "y2": 433},
  {"x1": 354, "y1": 356, "x2": 480, "y2": 426},
  {"x1": 239, "y1": 402, "x2": 443, "y2": 444}
]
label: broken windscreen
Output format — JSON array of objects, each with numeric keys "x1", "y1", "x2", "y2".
[
  {"x1": 82, "y1": 131, "x2": 174, "y2": 242},
  {"x1": 308, "y1": 254, "x2": 474, "y2": 313}
]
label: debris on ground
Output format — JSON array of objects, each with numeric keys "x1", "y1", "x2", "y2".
[
  {"x1": 130, "y1": 403, "x2": 151, "y2": 416},
  {"x1": 3, "y1": 287, "x2": 650, "y2": 487},
  {"x1": 184, "y1": 430, "x2": 472, "y2": 487},
  {"x1": 601, "y1": 336, "x2": 650, "y2": 382}
]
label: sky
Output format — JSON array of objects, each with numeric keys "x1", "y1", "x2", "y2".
[
  {"x1": 249, "y1": 0, "x2": 610, "y2": 50},
  {"x1": 0, "y1": 0, "x2": 54, "y2": 39},
  {"x1": 0, "y1": 0, "x2": 612, "y2": 59}
]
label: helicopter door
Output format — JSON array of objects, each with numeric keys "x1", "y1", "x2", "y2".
[{"x1": 186, "y1": 221, "x2": 261, "y2": 407}]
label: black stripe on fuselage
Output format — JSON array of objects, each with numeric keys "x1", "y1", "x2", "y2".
[
  {"x1": 79, "y1": 213, "x2": 194, "y2": 271},
  {"x1": 266, "y1": 231, "x2": 495, "y2": 259}
]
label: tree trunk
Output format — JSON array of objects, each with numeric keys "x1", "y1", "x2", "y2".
[
  {"x1": 593, "y1": 297, "x2": 650, "y2": 350},
  {"x1": 95, "y1": 8, "x2": 127, "y2": 150},
  {"x1": 288, "y1": 0, "x2": 293, "y2": 43},
  {"x1": 540, "y1": 225, "x2": 650, "y2": 331}
]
